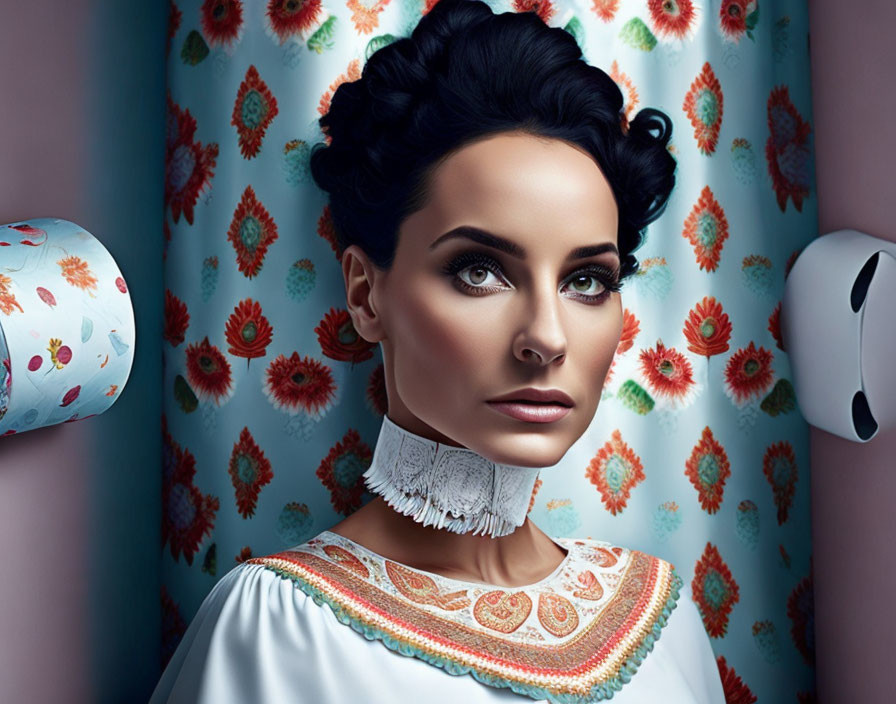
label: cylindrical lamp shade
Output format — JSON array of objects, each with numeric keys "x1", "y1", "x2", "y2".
[{"x1": 0, "y1": 218, "x2": 135, "y2": 436}]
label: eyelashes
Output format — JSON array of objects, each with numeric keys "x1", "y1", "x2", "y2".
[{"x1": 441, "y1": 250, "x2": 621, "y2": 304}]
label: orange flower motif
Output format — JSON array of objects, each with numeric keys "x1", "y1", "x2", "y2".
[
  {"x1": 683, "y1": 296, "x2": 732, "y2": 358},
  {"x1": 318, "y1": 59, "x2": 362, "y2": 126},
  {"x1": 0, "y1": 274, "x2": 24, "y2": 315},
  {"x1": 723, "y1": 342, "x2": 774, "y2": 405},
  {"x1": 512, "y1": 0, "x2": 557, "y2": 24},
  {"x1": 346, "y1": 0, "x2": 388, "y2": 35},
  {"x1": 225, "y1": 298, "x2": 273, "y2": 361},
  {"x1": 616, "y1": 308, "x2": 640, "y2": 355},
  {"x1": 57, "y1": 255, "x2": 98, "y2": 293},
  {"x1": 682, "y1": 185, "x2": 729, "y2": 272},
  {"x1": 585, "y1": 429, "x2": 645, "y2": 515},
  {"x1": 590, "y1": 0, "x2": 620, "y2": 22},
  {"x1": 639, "y1": 341, "x2": 697, "y2": 405},
  {"x1": 685, "y1": 427, "x2": 731, "y2": 514}
]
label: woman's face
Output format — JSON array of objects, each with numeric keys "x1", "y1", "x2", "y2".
[{"x1": 343, "y1": 130, "x2": 623, "y2": 468}]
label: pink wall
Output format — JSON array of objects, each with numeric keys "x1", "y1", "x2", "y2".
[
  {"x1": 0, "y1": 2, "x2": 165, "y2": 702},
  {"x1": 0, "y1": 3, "x2": 91, "y2": 702},
  {"x1": 808, "y1": 1, "x2": 896, "y2": 701}
]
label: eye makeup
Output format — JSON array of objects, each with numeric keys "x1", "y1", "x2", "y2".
[{"x1": 440, "y1": 250, "x2": 621, "y2": 304}]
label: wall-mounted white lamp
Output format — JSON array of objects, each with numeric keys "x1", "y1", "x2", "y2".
[{"x1": 782, "y1": 229, "x2": 896, "y2": 442}]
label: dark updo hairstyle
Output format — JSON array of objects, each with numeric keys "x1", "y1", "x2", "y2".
[{"x1": 309, "y1": 0, "x2": 676, "y2": 280}]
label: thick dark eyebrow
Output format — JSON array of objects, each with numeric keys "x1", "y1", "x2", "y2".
[{"x1": 428, "y1": 225, "x2": 619, "y2": 261}]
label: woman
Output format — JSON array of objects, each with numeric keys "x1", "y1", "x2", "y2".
[{"x1": 151, "y1": 1, "x2": 725, "y2": 701}]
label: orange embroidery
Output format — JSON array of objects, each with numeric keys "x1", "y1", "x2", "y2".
[
  {"x1": 385, "y1": 561, "x2": 470, "y2": 611},
  {"x1": 57, "y1": 255, "x2": 98, "y2": 292},
  {"x1": 247, "y1": 532, "x2": 682, "y2": 700},
  {"x1": 537, "y1": 593, "x2": 579, "y2": 637},
  {"x1": 473, "y1": 590, "x2": 532, "y2": 633},
  {"x1": 595, "y1": 547, "x2": 619, "y2": 567},
  {"x1": 573, "y1": 570, "x2": 604, "y2": 601},
  {"x1": 323, "y1": 544, "x2": 369, "y2": 578}
]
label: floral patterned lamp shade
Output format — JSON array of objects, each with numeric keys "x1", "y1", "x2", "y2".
[{"x1": 0, "y1": 218, "x2": 135, "y2": 436}]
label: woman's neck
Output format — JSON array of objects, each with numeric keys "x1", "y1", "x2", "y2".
[{"x1": 327, "y1": 496, "x2": 567, "y2": 588}]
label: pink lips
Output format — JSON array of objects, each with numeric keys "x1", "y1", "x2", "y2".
[{"x1": 486, "y1": 401, "x2": 571, "y2": 423}]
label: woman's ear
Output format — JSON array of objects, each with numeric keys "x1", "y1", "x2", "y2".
[{"x1": 341, "y1": 244, "x2": 386, "y2": 344}]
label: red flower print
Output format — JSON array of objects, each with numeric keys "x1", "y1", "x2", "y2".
[
  {"x1": 648, "y1": 0, "x2": 699, "y2": 40},
  {"x1": 224, "y1": 298, "x2": 273, "y2": 362},
  {"x1": 716, "y1": 656, "x2": 757, "y2": 704},
  {"x1": 318, "y1": 59, "x2": 362, "y2": 124},
  {"x1": 683, "y1": 296, "x2": 732, "y2": 357},
  {"x1": 316, "y1": 428, "x2": 373, "y2": 515},
  {"x1": 165, "y1": 95, "x2": 219, "y2": 225},
  {"x1": 166, "y1": 1, "x2": 182, "y2": 55},
  {"x1": 317, "y1": 205, "x2": 342, "y2": 260},
  {"x1": 232, "y1": 65, "x2": 279, "y2": 159},
  {"x1": 590, "y1": 0, "x2": 620, "y2": 22},
  {"x1": 315, "y1": 308, "x2": 376, "y2": 363},
  {"x1": 685, "y1": 427, "x2": 731, "y2": 514},
  {"x1": 263, "y1": 352, "x2": 336, "y2": 418},
  {"x1": 235, "y1": 546, "x2": 253, "y2": 563},
  {"x1": 719, "y1": 0, "x2": 758, "y2": 43},
  {"x1": 787, "y1": 571, "x2": 815, "y2": 666},
  {"x1": 228, "y1": 427, "x2": 274, "y2": 519},
  {"x1": 367, "y1": 363, "x2": 388, "y2": 416},
  {"x1": 639, "y1": 341, "x2": 697, "y2": 406},
  {"x1": 184, "y1": 336, "x2": 234, "y2": 405},
  {"x1": 345, "y1": 0, "x2": 387, "y2": 35},
  {"x1": 682, "y1": 185, "x2": 728, "y2": 271},
  {"x1": 766, "y1": 85, "x2": 811, "y2": 213},
  {"x1": 227, "y1": 185, "x2": 279, "y2": 278},
  {"x1": 585, "y1": 429, "x2": 645, "y2": 515},
  {"x1": 200, "y1": 0, "x2": 244, "y2": 48},
  {"x1": 267, "y1": 0, "x2": 324, "y2": 42},
  {"x1": 164, "y1": 290, "x2": 190, "y2": 346},
  {"x1": 616, "y1": 308, "x2": 640, "y2": 355},
  {"x1": 512, "y1": 0, "x2": 556, "y2": 24},
  {"x1": 763, "y1": 441, "x2": 798, "y2": 524},
  {"x1": 161, "y1": 424, "x2": 219, "y2": 565},
  {"x1": 683, "y1": 63, "x2": 724, "y2": 155},
  {"x1": 692, "y1": 542, "x2": 740, "y2": 637},
  {"x1": 723, "y1": 341, "x2": 774, "y2": 405},
  {"x1": 768, "y1": 301, "x2": 785, "y2": 350}
]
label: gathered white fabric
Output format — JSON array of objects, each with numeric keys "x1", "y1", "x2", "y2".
[{"x1": 362, "y1": 414, "x2": 542, "y2": 538}]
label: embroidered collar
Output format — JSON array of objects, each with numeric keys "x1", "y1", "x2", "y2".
[
  {"x1": 363, "y1": 414, "x2": 542, "y2": 539},
  {"x1": 247, "y1": 531, "x2": 682, "y2": 702}
]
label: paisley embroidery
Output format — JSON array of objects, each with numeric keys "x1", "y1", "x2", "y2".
[
  {"x1": 473, "y1": 590, "x2": 533, "y2": 633},
  {"x1": 322, "y1": 544, "x2": 368, "y2": 578},
  {"x1": 573, "y1": 570, "x2": 605, "y2": 601},
  {"x1": 595, "y1": 546, "x2": 619, "y2": 567},
  {"x1": 537, "y1": 592, "x2": 579, "y2": 637},
  {"x1": 385, "y1": 560, "x2": 470, "y2": 611},
  {"x1": 248, "y1": 531, "x2": 682, "y2": 703}
]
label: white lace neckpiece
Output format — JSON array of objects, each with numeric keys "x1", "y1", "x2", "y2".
[{"x1": 362, "y1": 415, "x2": 542, "y2": 539}]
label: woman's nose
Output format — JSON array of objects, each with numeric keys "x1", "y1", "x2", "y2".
[{"x1": 512, "y1": 287, "x2": 568, "y2": 366}]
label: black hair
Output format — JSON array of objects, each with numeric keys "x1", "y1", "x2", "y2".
[{"x1": 309, "y1": 0, "x2": 676, "y2": 280}]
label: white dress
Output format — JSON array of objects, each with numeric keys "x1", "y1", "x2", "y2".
[{"x1": 150, "y1": 531, "x2": 726, "y2": 703}]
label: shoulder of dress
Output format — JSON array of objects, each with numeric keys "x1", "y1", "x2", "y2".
[{"x1": 560, "y1": 536, "x2": 679, "y2": 575}]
